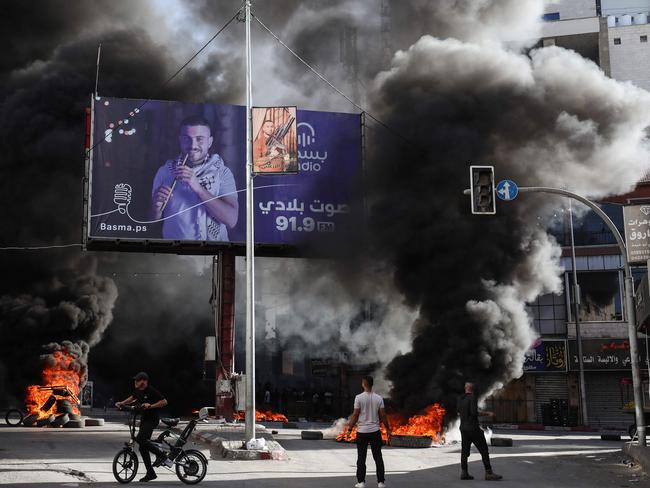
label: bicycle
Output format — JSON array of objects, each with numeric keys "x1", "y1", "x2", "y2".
[{"x1": 112, "y1": 404, "x2": 209, "y2": 484}]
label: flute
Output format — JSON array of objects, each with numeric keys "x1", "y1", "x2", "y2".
[{"x1": 160, "y1": 153, "x2": 189, "y2": 213}]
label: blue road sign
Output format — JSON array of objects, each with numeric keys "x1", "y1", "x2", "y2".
[{"x1": 496, "y1": 179, "x2": 518, "y2": 201}]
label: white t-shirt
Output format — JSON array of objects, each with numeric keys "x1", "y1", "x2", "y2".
[{"x1": 354, "y1": 391, "x2": 384, "y2": 434}]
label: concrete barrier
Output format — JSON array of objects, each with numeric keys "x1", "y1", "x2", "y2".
[
  {"x1": 301, "y1": 430, "x2": 324, "y2": 440},
  {"x1": 491, "y1": 437, "x2": 513, "y2": 447}
]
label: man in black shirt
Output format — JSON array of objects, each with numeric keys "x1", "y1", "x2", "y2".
[
  {"x1": 116, "y1": 372, "x2": 169, "y2": 482},
  {"x1": 457, "y1": 382, "x2": 502, "y2": 481}
]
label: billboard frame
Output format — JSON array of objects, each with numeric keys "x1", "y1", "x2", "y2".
[{"x1": 81, "y1": 95, "x2": 364, "y2": 258}]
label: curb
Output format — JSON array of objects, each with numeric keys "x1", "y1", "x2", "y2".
[{"x1": 491, "y1": 423, "x2": 598, "y2": 432}]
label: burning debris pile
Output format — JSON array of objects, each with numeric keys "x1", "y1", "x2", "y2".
[
  {"x1": 337, "y1": 403, "x2": 445, "y2": 446},
  {"x1": 21, "y1": 344, "x2": 85, "y2": 428},
  {"x1": 234, "y1": 409, "x2": 289, "y2": 423}
]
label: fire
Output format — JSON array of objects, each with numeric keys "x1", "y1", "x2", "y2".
[
  {"x1": 234, "y1": 409, "x2": 288, "y2": 423},
  {"x1": 337, "y1": 403, "x2": 446, "y2": 444},
  {"x1": 25, "y1": 350, "x2": 82, "y2": 421}
]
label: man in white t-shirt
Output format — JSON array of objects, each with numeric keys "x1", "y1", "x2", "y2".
[{"x1": 345, "y1": 376, "x2": 391, "y2": 488}]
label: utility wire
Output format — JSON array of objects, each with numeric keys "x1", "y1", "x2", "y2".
[
  {"x1": 0, "y1": 243, "x2": 82, "y2": 251},
  {"x1": 84, "y1": 3, "x2": 245, "y2": 159},
  {"x1": 252, "y1": 13, "x2": 416, "y2": 149}
]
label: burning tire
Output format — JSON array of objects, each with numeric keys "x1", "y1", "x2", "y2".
[
  {"x1": 22, "y1": 413, "x2": 39, "y2": 427},
  {"x1": 68, "y1": 413, "x2": 81, "y2": 421},
  {"x1": 41, "y1": 395, "x2": 56, "y2": 412},
  {"x1": 56, "y1": 399, "x2": 74, "y2": 414},
  {"x1": 63, "y1": 419, "x2": 84, "y2": 428},
  {"x1": 5, "y1": 409, "x2": 24, "y2": 426},
  {"x1": 389, "y1": 435, "x2": 433, "y2": 448},
  {"x1": 113, "y1": 448, "x2": 139, "y2": 484},
  {"x1": 51, "y1": 413, "x2": 70, "y2": 427},
  {"x1": 36, "y1": 415, "x2": 56, "y2": 427}
]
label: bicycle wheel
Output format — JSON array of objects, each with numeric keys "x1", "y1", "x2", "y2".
[
  {"x1": 175, "y1": 449, "x2": 207, "y2": 484},
  {"x1": 113, "y1": 448, "x2": 138, "y2": 483},
  {"x1": 5, "y1": 409, "x2": 24, "y2": 426}
]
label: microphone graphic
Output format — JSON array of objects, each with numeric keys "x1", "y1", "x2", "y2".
[{"x1": 113, "y1": 183, "x2": 132, "y2": 214}]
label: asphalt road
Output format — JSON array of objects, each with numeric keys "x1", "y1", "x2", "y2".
[{"x1": 0, "y1": 423, "x2": 648, "y2": 487}]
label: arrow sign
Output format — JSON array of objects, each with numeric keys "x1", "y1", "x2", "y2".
[{"x1": 496, "y1": 179, "x2": 518, "y2": 201}]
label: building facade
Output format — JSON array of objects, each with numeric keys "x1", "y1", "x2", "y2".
[{"x1": 487, "y1": 1, "x2": 650, "y2": 430}]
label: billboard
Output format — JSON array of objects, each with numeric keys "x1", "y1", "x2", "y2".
[{"x1": 85, "y1": 97, "x2": 361, "y2": 254}]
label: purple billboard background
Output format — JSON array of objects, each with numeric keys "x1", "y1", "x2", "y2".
[{"x1": 88, "y1": 97, "x2": 361, "y2": 249}]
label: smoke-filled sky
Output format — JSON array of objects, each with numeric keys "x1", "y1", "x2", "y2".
[{"x1": 1, "y1": 0, "x2": 650, "y2": 418}]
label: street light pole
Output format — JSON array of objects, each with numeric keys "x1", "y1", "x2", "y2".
[
  {"x1": 463, "y1": 185, "x2": 646, "y2": 445},
  {"x1": 568, "y1": 200, "x2": 589, "y2": 426},
  {"x1": 244, "y1": 0, "x2": 256, "y2": 442}
]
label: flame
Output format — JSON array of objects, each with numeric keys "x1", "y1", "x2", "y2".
[
  {"x1": 234, "y1": 409, "x2": 288, "y2": 423},
  {"x1": 24, "y1": 351, "x2": 82, "y2": 421},
  {"x1": 337, "y1": 403, "x2": 446, "y2": 444}
]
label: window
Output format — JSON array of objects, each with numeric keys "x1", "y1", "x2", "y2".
[
  {"x1": 642, "y1": 35, "x2": 648, "y2": 43},
  {"x1": 614, "y1": 38, "x2": 622, "y2": 45},
  {"x1": 568, "y1": 271, "x2": 623, "y2": 322},
  {"x1": 528, "y1": 293, "x2": 567, "y2": 335},
  {"x1": 542, "y1": 12, "x2": 561, "y2": 21},
  {"x1": 548, "y1": 203, "x2": 623, "y2": 247}
]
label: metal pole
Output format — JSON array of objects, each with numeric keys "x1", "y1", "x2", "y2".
[
  {"x1": 462, "y1": 185, "x2": 646, "y2": 444},
  {"x1": 568, "y1": 200, "x2": 589, "y2": 426},
  {"x1": 94, "y1": 43, "x2": 102, "y2": 97},
  {"x1": 244, "y1": 0, "x2": 256, "y2": 442}
]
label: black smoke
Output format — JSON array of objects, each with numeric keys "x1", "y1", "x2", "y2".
[{"x1": 0, "y1": 1, "x2": 243, "y2": 414}]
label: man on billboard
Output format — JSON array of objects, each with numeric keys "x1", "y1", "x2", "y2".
[{"x1": 151, "y1": 115, "x2": 238, "y2": 241}]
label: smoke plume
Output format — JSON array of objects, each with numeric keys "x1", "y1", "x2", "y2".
[{"x1": 367, "y1": 31, "x2": 650, "y2": 412}]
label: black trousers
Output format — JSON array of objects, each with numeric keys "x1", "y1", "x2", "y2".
[
  {"x1": 460, "y1": 428, "x2": 492, "y2": 472},
  {"x1": 356, "y1": 430, "x2": 385, "y2": 483},
  {"x1": 136, "y1": 417, "x2": 161, "y2": 475}
]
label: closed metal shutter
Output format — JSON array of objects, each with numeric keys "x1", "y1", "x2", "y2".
[
  {"x1": 585, "y1": 372, "x2": 629, "y2": 428},
  {"x1": 535, "y1": 375, "x2": 569, "y2": 424}
]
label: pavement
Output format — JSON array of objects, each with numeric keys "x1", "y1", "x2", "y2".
[{"x1": 1, "y1": 422, "x2": 649, "y2": 487}]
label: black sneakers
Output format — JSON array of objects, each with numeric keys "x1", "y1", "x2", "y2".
[
  {"x1": 485, "y1": 472, "x2": 503, "y2": 481},
  {"x1": 460, "y1": 471, "x2": 474, "y2": 480},
  {"x1": 139, "y1": 473, "x2": 157, "y2": 482}
]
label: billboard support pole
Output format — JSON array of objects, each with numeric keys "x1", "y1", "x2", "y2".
[{"x1": 244, "y1": 0, "x2": 256, "y2": 443}]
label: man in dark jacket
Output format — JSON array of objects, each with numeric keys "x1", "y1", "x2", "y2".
[
  {"x1": 457, "y1": 382, "x2": 502, "y2": 481},
  {"x1": 116, "y1": 372, "x2": 169, "y2": 482}
]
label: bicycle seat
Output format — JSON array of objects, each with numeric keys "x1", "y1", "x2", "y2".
[{"x1": 161, "y1": 417, "x2": 180, "y2": 427}]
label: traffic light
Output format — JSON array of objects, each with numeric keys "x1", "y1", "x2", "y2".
[{"x1": 469, "y1": 165, "x2": 496, "y2": 215}]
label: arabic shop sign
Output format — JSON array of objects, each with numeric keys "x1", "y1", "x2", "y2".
[
  {"x1": 524, "y1": 339, "x2": 567, "y2": 373},
  {"x1": 624, "y1": 204, "x2": 650, "y2": 264},
  {"x1": 568, "y1": 339, "x2": 647, "y2": 370}
]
